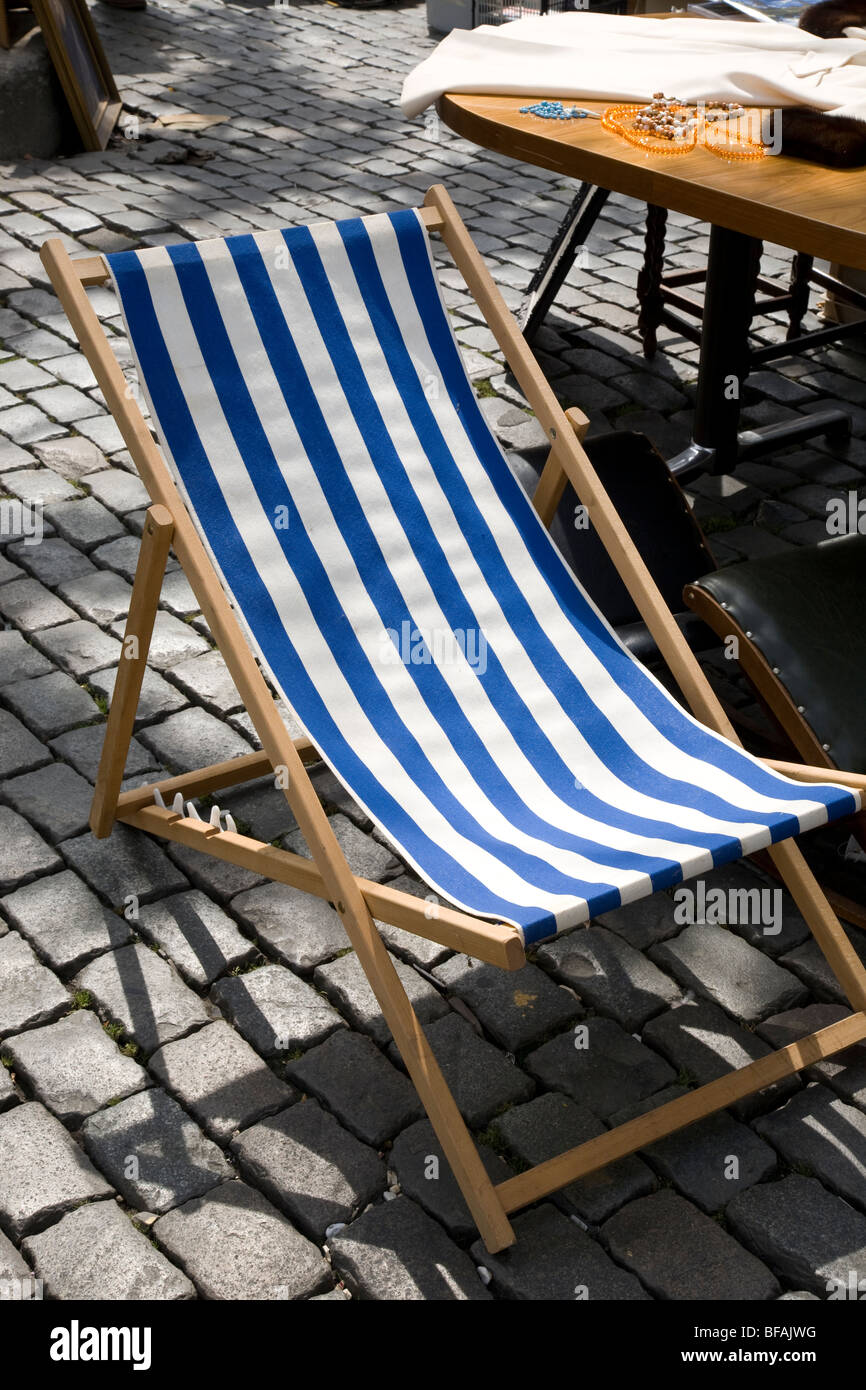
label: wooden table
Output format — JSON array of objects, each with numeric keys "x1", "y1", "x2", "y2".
[{"x1": 439, "y1": 91, "x2": 866, "y2": 473}]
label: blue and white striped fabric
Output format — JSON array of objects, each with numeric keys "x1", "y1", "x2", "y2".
[{"x1": 107, "y1": 209, "x2": 857, "y2": 945}]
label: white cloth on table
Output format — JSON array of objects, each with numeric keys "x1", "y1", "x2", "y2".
[{"x1": 400, "y1": 13, "x2": 866, "y2": 122}]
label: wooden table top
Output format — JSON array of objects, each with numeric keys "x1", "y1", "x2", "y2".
[{"x1": 439, "y1": 93, "x2": 866, "y2": 269}]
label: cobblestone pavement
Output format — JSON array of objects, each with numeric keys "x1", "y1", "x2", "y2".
[{"x1": 1, "y1": 0, "x2": 865, "y2": 1301}]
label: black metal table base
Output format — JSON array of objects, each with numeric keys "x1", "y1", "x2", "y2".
[
  {"x1": 520, "y1": 194, "x2": 853, "y2": 479},
  {"x1": 666, "y1": 223, "x2": 851, "y2": 479}
]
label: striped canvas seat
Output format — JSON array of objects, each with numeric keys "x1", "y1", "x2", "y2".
[{"x1": 106, "y1": 209, "x2": 856, "y2": 946}]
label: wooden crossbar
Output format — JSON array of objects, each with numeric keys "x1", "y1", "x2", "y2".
[
  {"x1": 119, "y1": 802, "x2": 525, "y2": 971},
  {"x1": 496, "y1": 1012, "x2": 866, "y2": 1212}
]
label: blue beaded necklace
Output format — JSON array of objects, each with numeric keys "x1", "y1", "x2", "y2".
[{"x1": 519, "y1": 100, "x2": 591, "y2": 121}]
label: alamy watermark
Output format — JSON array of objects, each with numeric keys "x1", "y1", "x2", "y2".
[
  {"x1": 0, "y1": 497, "x2": 43, "y2": 546},
  {"x1": 378, "y1": 621, "x2": 488, "y2": 674},
  {"x1": 673, "y1": 879, "x2": 782, "y2": 934}
]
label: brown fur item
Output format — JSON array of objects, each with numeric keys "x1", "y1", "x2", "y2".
[
  {"x1": 777, "y1": 106, "x2": 866, "y2": 166},
  {"x1": 799, "y1": 0, "x2": 866, "y2": 37}
]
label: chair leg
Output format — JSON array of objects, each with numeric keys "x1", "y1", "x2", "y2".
[
  {"x1": 328, "y1": 887, "x2": 517, "y2": 1253},
  {"x1": 786, "y1": 252, "x2": 814, "y2": 341},
  {"x1": 637, "y1": 203, "x2": 668, "y2": 359},
  {"x1": 90, "y1": 504, "x2": 174, "y2": 838}
]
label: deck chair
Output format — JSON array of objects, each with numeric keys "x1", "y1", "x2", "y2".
[{"x1": 42, "y1": 185, "x2": 866, "y2": 1254}]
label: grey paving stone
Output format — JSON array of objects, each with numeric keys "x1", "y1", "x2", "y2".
[
  {"x1": 525, "y1": 1016, "x2": 675, "y2": 1122},
  {"x1": 286, "y1": 1029, "x2": 423, "y2": 1147},
  {"x1": 22, "y1": 1200, "x2": 195, "y2": 1301},
  {"x1": 49, "y1": 724, "x2": 157, "y2": 784},
  {"x1": 86, "y1": 468, "x2": 150, "y2": 515},
  {"x1": 594, "y1": 893, "x2": 681, "y2": 951},
  {"x1": 780, "y1": 933, "x2": 866, "y2": 1005},
  {"x1": 603, "y1": 1189, "x2": 779, "y2": 1300},
  {"x1": 754, "y1": 1084, "x2": 866, "y2": 1212},
  {"x1": 389, "y1": 1118, "x2": 512, "y2": 1242},
  {"x1": 0, "y1": 1226, "x2": 31, "y2": 1285},
  {"x1": 153, "y1": 1180, "x2": 331, "y2": 1300},
  {"x1": 2, "y1": 867, "x2": 129, "y2": 980},
  {"x1": 285, "y1": 812, "x2": 400, "y2": 882},
  {"x1": 137, "y1": 706, "x2": 251, "y2": 774},
  {"x1": 472, "y1": 1203, "x2": 651, "y2": 1300},
  {"x1": 149, "y1": 1020, "x2": 293, "y2": 1143},
  {"x1": 727, "y1": 1175, "x2": 866, "y2": 1297},
  {"x1": 80, "y1": 1086, "x2": 232, "y2": 1214},
  {"x1": 397, "y1": 1013, "x2": 535, "y2": 1129},
  {"x1": 3, "y1": 670, "x2": 100, "y2": 739},
  {"x1": 57, "y1": 567, "x2": 132, "y2": 624},
  {"x1": 536, "y1": 926, "x2": 679, "y2": 1032},
  {"x1": 0, "y1": 576, "x2": 76, "y2": 629},
  {"x1": 619, "y1": 1088, "x2": 777, "y2": 1212},
  {"x1": 433, "y1": 954, "x2": 580, "y2": 1053},
  {"x1": 213, "y1": 962, "x2": 343, "y2": 1058},
  {"x1": 167, "y1": 840, "x2": 264, "y2": 903},
  {"x1": 231, "y1": 880, "x2": 348, "y2": 973},
  {"x1": 62, "y1": 824, "x2": 187, "y2": 910},
  {"x1": 0, "y1": 629, "x2": 53, "y2": 686},
  {"x1": 116, "y1": 611, "x2": 210, "y2": 670},
  {"x1": 371, "y1": 874, "x2": 452, "y2": 970},
  {"x1": 10, "y1": 546, "x2": 96, "y2": 604},
  {"x1": 135, "y1": 891, "x2": 255, "y2": 989},
  {"x1": 34, "y1": 619, "x2": 122, "y2": 678},
  {"x1": 219, "y1": 777, "x2": 297, "y2": 842},
  {"x1": 33, "y1": 435, "x2": 107, "y2": 480},
  {"x1": 44, "y1": 496, "x2": 125, "y2": 551},
  {"x1": 315, "y1": 949, "x2": 448, "y2": 1048},
  {"x1": 651, "y1": 923, "x2": 806, "y2": 1024},
  {"x1": 331, "y1": 1194, "x2": 492, "y2": 1301},
  {"x1": 703, "y1": 863, "x2": 811, "y2": 958},
  {"x1": 231, "y1": 1098, "x2": 385, "y2": 1240},
  {"x1": 3, "y1": 467, "x2": 78, "y2": 505},
  {"x1": 0, "y1": 1101, "x2": 114, "y2": 1239},
  {"x1": 93, "y1": 531, "x2": 180, "y2": 582},
  {"x1": 1, "y1": 761, "x2": 94, "y2": 843},
  {"x1": 492, "y1": 1091, "x2": 654, "y2": 1226},
  {"x1": 166, "y1": 649, "x2": 243, "y2": 715},
  {"x1": 0, "y1": 708, "x2": 51, "y2": 778},
  {"x1": 0, "y1": 552, "x2": 23, "y2": 586},
  {"x1": 3, "y1": 1009, "x2": 148, "y2": 1125},
  {"x1": 0, "y1": 928, "x2": 71, "y2": 1041},
  {"x1": 758, "y1": 1003, "x2": 866, "y2": 1109},
  {"x1": 74, "y1": 943, "x2": 212, "y2": 1055},
  {"x1": 89, "y1": 661, "x2": 188, "y2": 724},
  {"x1": 643, "y1": 999, "x2": 799, "y2": 1120}
]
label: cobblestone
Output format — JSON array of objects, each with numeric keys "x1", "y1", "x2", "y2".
[
  {"x1": 754, "y1": 1084, "x2": 866, "y2": 1212},
  {"x1": 135, "y1": 891, "x2": 255, "y2": 989},
  {"x1": 3, "y1": 1009, "x2": 148, "y2": 1125},
  {"x1": 537, "y1": 926, "x2": 679, "y2": 1032},
  {"x1": 331, "y1": 1195, "x2": 492, "y2": 1301},
  {"x1": 314, "y1": 949, "x2": 448, "y2": 1048},
  {"x1": 0, "y1": 931, "x2": 70, "y2": 1037},
  {"x1": 149, "y1": 1020, "x2": 293, "y2": 1143},
  {"x1": 286, "y1": 1029, "x2": 423, "y2": 1147},
  {"x1": 0, "y1": 869, "x2": 133, "y2": 973},
  {"x1": 603, "y1": 1189, "x2": 780, "y2": 1300},
  {"x1": 525, "y1": 1016, "x2": 675, "y2": 1122},
  {"x1": 432, "y1": 954, "x2": 581, "y2": 1053},
  {"x1": 231, "y1": 1098, "x2": 385, "y2": 1241},
  {"x1": 152, "y1": 1180, "x2": 331, "y2": 1301},
  {"x1": 80, "y1": 1086, "x2": 231, "y2": 1213},
  {"x1": 0, "y1": 1101, "x2": 114, "y2": 1239},
  {"x1": 231, "y1": 881, "x2": 348, "y2": 973},
  {"x1": 472, "y1": 1203, "x2": 651, "y2": 1300},
  {"x1": 726, "y1": 1174, "x2": 866, "y2": 1297},
  {"x1": 74, "y1": 943, "x2": 212, "y2": 1054},
  {"x1": 22, "y1": 1200, "x2": 195, "y2": 1301},
  {"x1": 213, "y1": 962, "x2": 344, "y2": 1058}
]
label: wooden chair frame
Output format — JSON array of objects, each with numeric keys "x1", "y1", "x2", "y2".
[{"x1": 41, "y1": 184, "x2": 866, "y2": 1254}]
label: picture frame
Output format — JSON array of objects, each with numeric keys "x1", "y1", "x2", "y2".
[{"x1": 29, "y1": 0, "x2": 121, "y2": 150}]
